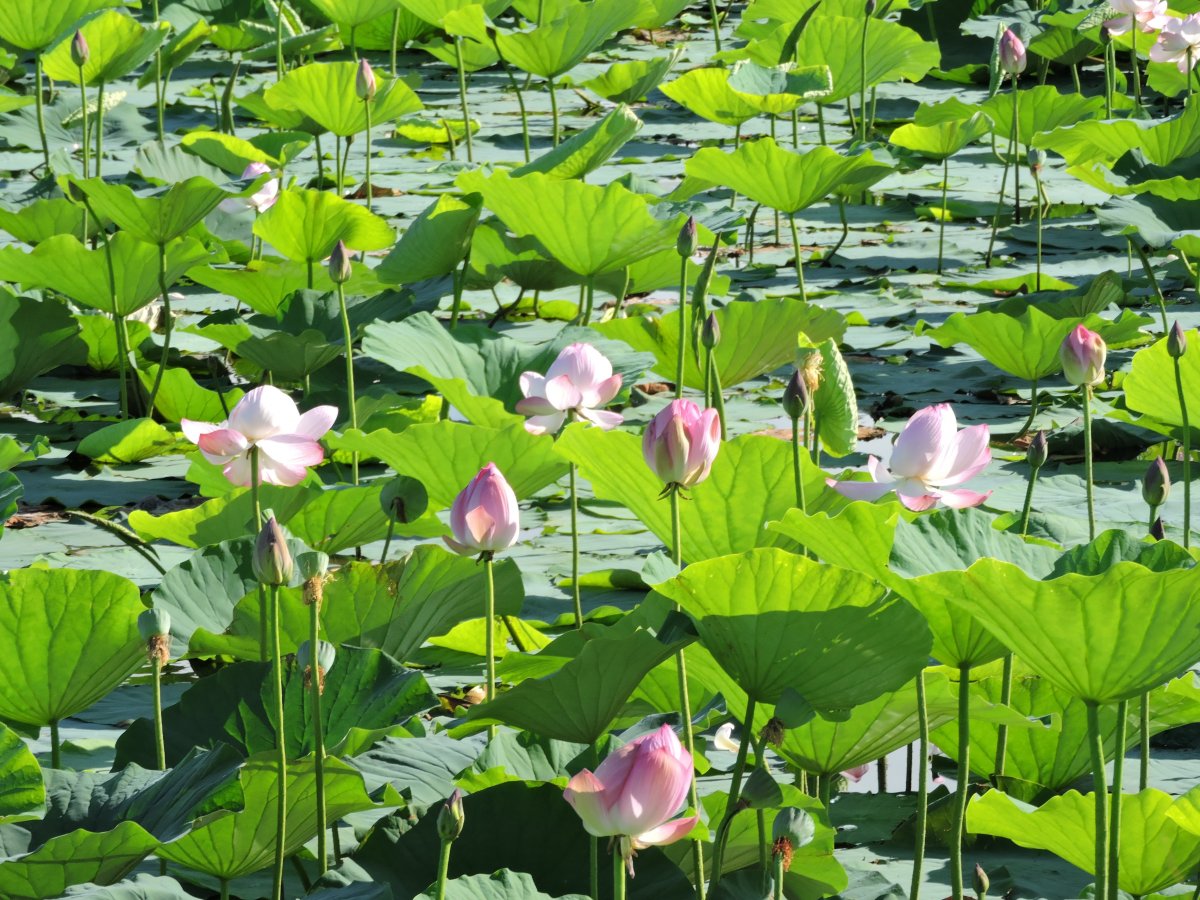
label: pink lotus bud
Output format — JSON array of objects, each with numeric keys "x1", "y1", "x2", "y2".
[
  {"x1": 999, "y1": 28, "x2": 1027, "y2": 75},
  {"x1": 444, "y1": 463, "x2": 520, "y2": 557},
  {"x1": 329, "y1": 239, "x2": 353, "y2": 285},
  {"x1": 563, "y1": 724, "x2": 697, "y2": 870},
  {"x1": 71, "y1": 30, "x2": 90, "y2": 68},
  {"x1": 356, "y1": 59, "x2": 377, "y2": 101},
  {"x1": 642, "y1": 398, "x2": 721, "y2": 489},
  {"x1": 1059, "y1": 324, "x2": 1106, "y2": 386}
]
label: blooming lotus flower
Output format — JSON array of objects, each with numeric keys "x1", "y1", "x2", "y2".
[
  {"x1": 220, "y1": 162, "x2": 280, "y2": 215},
  {"x1": 516, "y1": 343, "x2": 624, "y2": 435},
  {"x1": 999, "y1": 28, "x2": 1027, "y2": 75},
  {"x1": 1107, "y1": 0, "x2": 1170, "y2": 35},
  {"x1": 843, "y1": 764, "x2": 872, "y2": 783},
  {"x1": 642, "y1": 399, "x2": 721, "y2": 489},
  {"x1": 444, "y1": 463, "x2": 520, "y2": 557},
  {"x1": 828, "y1": 404, "x2": 992, "y2": 511},
  {"x1": 564, "y1": 724, "x2": 697, "y2": 872},
  {"x1": 1150, "y1": 14, "x2": 1200, "y2": 70},
  {"x1": 181, "y1": 385, "x2": 337, "y2": 487},
  {"x1": 1059, "y1": 324, "x2": 1107, "y2": 386},
  {"x1": 713, "y1": 723, "x2": 740, "y2": 752}
]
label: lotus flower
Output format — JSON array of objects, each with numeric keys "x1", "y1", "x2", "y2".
[
  {"x1": 1107, "y1": 0, "x2": 1170, "y2": 34},
  {"x1": 1059, "y1": 324, "x2": 1107, "y2": 386},
  {"x1": 713, "y1": 723, "x2": 740, "y2": 752},
  {"x1": 998, "y1": 28, "x2": 1027, "y2": 75},
  {"x1": 516, "y1": 343, "x2": 624, "y2": 435},
  {"x1": 181, "y1": 385, "x2": 337, "y2": 487},
  {"x1": 564, "y1": 724, "x2": 697, "y2": 872},
  {"x1": 843, "y1": 764, "x2": 872, "y2": 783},
  {"x1": 642, "y1": 399, "x2": 721, "y2": 489},
  {"x1": 1150, "y1": 14, "x2": 1200, "y2": 70},
  {"x1": 828, "y1": 404, "x2": 992, "y2": 511},
  {"x1": 444, "y1": 463, "x2": 520, "y2": 557},
  {"x1": 220, "y1": 161, "x2": 280, "y2": 215},
  {"x1": 356, "y1": 58, "x2": 377, "y2": 101}
]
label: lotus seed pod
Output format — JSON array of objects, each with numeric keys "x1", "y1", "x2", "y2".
[
  {"x1": 701, "y1": 313, "x2": 720, "y2": 350},
  {"x1": 297, "y1": 639, "x2": 336, "y2": 693},
  {"x1": 782, "y1": 369, "x2": 809, "y2": 421},
  {"x1": 1028, "y1": 147, "x2": 1046, "y2": 174},
  {"x1": 437, "y1": 789, "x2": 466, "y2": 843},
  {"x1": 1169, "y1": 321, "x2": 1188, "y2": 359},
  {"x1": 771, "y1": 807, "x2": 815, "y2": 871},
  {"x1": 253, "y1": 513, "x2": 293, "y2": 586},
  {"x1": 1026, "y1": 430, "x2": 1048, "y2": 470},
  {"x1": 138, "y1": 608, "x2": 172, "y2": 666},
  {"x1": 676, "y1": 216, "x2": 697, "y2": 258},
  {"x1": 1143, "y1": 457, "x2": 1171, "y2": 507},
  {"x1": 70, "y1": 30, "x2": 90, "y2": 68},
  {"x1": 297, "y1": 550, "x2": 329, "y2": 582},
  {"x1": 328, "y1": 240, "x2": 353, "y2": 285},
  {"x1": 759, "y1": 716, "x2": 786, "y2": 748},
  {"x1": 381, "y1": 475, "x2": 429, "y2": 524}
]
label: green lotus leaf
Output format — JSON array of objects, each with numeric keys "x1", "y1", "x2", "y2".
[
  {"x1": 187, "y1": 259, "x2": 377, "y2": 317},
  {"x1": 979, "y1": 85, "x2": 1104, "y2": 148},
  {"x1": 341, "y1": 6, "x2": 430, "y2": 48},
  {"x1": 1125, "y1": 328, "x2": 1200, "y2": 432},
  {"x1": 0, "y1": 723, "x2": 44, "y2": 823},
  {"x1": 401, "y1": 0, "x2": 511, "y2": 27},
  {"x1": 0, "y1": 0, "x2": 117, "y2": 50},
  {"x1": 234, "y1": 329, "x2": 344, "y2": 384},
  {"x1": 1033, "y1": 98, "x2": 1200, "y2": 169},
  {"x1": 968, "y1": 788, "x2": 1200, "y2": 896},
  {"x1": 253, "y1": 188, "x2": 394, "y2": 266},
  {"x1": 655, "y1": 548, "x2": 931, "y2": 708},
  {"x1": 0, "y1": 90, "x2": 34, "y2": 115},
  {"x1": 467, "y1": 220, "x2": 578, "y2": 292},
  {"x1": 156, "y1": 755, "x2": 376, "y2": 880},
  {"x1": 1026, "y1": 11, "x2": 1099, "y2": 66},
  {"x1": 889, "y1": 113, "x2": 990, "y2": 160},
  {"x1": 484, "y1": 0, "x2": 641, "y2": 79},
  {"x1": 75, "y1": 418, "x2": 177, "y2": 465},
  {"x1": 49, "y1": 874, "x2": 201, "y2": 899},
  {"x1": 456, "y1": 170, "x2": 684, "y2": 277},
  {"x1": 0, "y1": 198, "x2": 95, "y2": 246},
  {"x1": 0, "y1": 569, "x2": 146, "y2": 728},
  {"x1": 79, "y1": 313, "x2": 148, "y2": 373},
  {"x1": 660, "y1": 68, "x2": 765, "y2": 127},
  {"x1": 725, "y1": 60, "x2": 833, "y2": 112},
  {"x1": 418, "y1": 870, "x2": 589, "y2": 900},
  {"x1": 685, "y1": 138, "x2": 890, "y2": 213},
  {"x1": 377, "y1": 193, "x2": 483, "y2": 285},
  {"x1": 583, "y1": 48, "x2": 682, "y2": 103},
  {"x1": 1097, "y1": 193, "x2": 1200, "y2": 247},
  {"x1": 513, "y1": 104, "x2": 642, "y2": 181},
  {"x1": 136, "y1": 365, "x2": 244, "y2": 424},
  {"x1": 180, "y1": 130, "x2": 311, "y2": 174},
  {"x1": 308, "y1": 0, "x2": 403, "y2": 27},
  {"x1": 0, "y1": 822, "x2": 158, "y2": 900},
  {"x1": 414, "y1": 34, "x2": 498, "y2": 72},
  {"x1": 264, "y1": 61, "x2": 423, "y2": 136},
  {"x1": 594, "y1": 297, "x2": 845, "y2": 389},
  {"x1": 802, "y1": 337, "x2": 858, "y2": 458},
  {"x1": 0, "y1": 295, "x2": 86, "y2": 399},
  {"x1": 42, "y1": 10, "x2": 167, "y2": 86},
  {"x1": 137, "y1": 20, "x2": 211, "y2": 88}
]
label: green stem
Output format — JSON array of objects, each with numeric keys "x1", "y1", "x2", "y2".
[
  {"x1": 1016, "y1": 378, "x2": 1039, "y2": 439},
  {"x1": 1133, "y1": 241, "x2": 1169, "y2": 332},
  {"x1": 859, "y1": 13, "x2": 869, "y2": 143},
  {"x1": 569, "y1": 462, "x2": 582, "y2": 629},
  {"x1": 710, "y1": 352, "x2": 726, "y2": 441},
  {"x1": 390, "y1": 12, "x2": 400, "y2": 76},
  {"x1": 711, "y1": 694, "x2": 757, "y2": 887},
  {"x1": 791, "y1": 415, "x2": 806, "y2": 512},
  {"x1": 114, "y1": 314, "x2": 130, "y2": 418},
  {"x1": 548, "y1": 77, "x2": 559, "y2": 146},
  {"x1": 937, "y1": 158, "x2": 949, "y2": 275},
  {"x1": 449, "y1": 258, "x2": 467, "y2": 329},
  {"x1": 950, "y1": 664, "x2": 971, "y2": 900},
  {"x1": 1149, "y1": 502, "x2": 1159, "y2": 536},
  {"x1": 78, "y1": 68, "x2": 90, "y2": 178},
  {"x1": 50, "y1": 719, "x2": 61, "y2": 769},
  {"x1": 582, "y1": 274, "x2": 595, "y2": 326},
  {"x1": 1109, "y1": 700, "x2": 1126, "y2": 900},
  {"x1": 380, "y1": 514, "x2": 396, "y2": 564},
  {"x1": 34, "y1": 57, "x2": 50, "y2": 171},
  {"x1": 1140, "y1": 693, "x2": 1150, "y2": 791},
  {"x1": 310, "y1": 599, "x2": 328, "y2": 875},
  {"x1": 251, "y1": 447, "x2": 268, "y2": 661},
  {"x1": 675, "y1": 256, "x2": 688, "y2": 399},
  {"x1": 95, "y1": 81, "x2": 106, "y2": 179},
  {"x1": 1034, "y1": 170, "x2": 1043, "y2": 289},
  {"x1": 708, "y1": 0, "x2": 723, "y2": 52},
  {"x1": 910, "y1": 669, "x2": 929, "y2": 900},
  {"x1": 274, "y1": 0, "x2": 284, "y2": 79},
  {"x1": 146, "y1": 243, "x2": 174, "y2": 414},
  {"x1": 152, "y1": 656, "x2": 166, "y2": 769},
  {"x1": 270, "y1": 584, "x2": 288, "y2": 900},
  {"x1": 1086, "y1": 701, "x2": 1110, "y2": 900},
  {"x1": 703, "y1": 344, "x2": 712, "y2": 408},
  {"x1": 773, "y1": 853, "x2": 785, "y2": 899},
  {"x1": 220, "y1": 879, "x2": 230, "y2": 900},
  {"x1": 1083, "y1": 384, "x2": 1096, "y2": 541},
  {"x1": 995, "y1": 653, "x2": 1014, "y2": 777},
  {"x1": 1011, "y1": 79, "x2": 1021, "y2": 225},
  {"x1": 484, "y1": 554, "x2": 497, "y2": 741},
  {"x1": 984, "y1": 150, "x2": 1012, "y2": 266},
  {"x1": 1019, "y1": 465, "x2": 1040, "y2": 537},
  {"x1": 335, "y1": 281, "x2": 358, "y2": 485},
  {"x1": 364, "y1": 99, "x2": 373, "y2": 212},
  {"x1": 613, "y1": 842, "x2": 627, "y2": 900},
  {"x1": 454, "y1": 38, "x2": 473, "y2": 163},
  {"x1": 435, "y1": 840, "x2": 452, "y2": 900},
  {"x1": 1174, "y1": 353, "x2": 1192, "y2": 549},
  {"x1": 334, "y1": 133, "x2": 343, "y2": 198},
  {"x1": 495, "y1": 47, "x2": 530, "y2": 163},
  {"x1": 788, "y1": 213, "x2": 807, "y2": 301}
]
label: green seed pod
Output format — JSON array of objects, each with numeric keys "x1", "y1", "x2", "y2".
[{"x1": 380, "y1": 475, "x2": 429, "y2": 524}]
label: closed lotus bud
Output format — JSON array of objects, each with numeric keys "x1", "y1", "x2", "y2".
[
  {"x1": 1169, "y1": 321, "x2": 1188, "y2": 359},
  {"x1": 999, "y1": 28, "x2": 1027, "y2": 75},
  {"x1": 677, "y1": 216, "x2": 697, "y2": 258},
  {"x1": 782, "y1": 369, "x2": 809, "y2": 421},
  {"x1": 1150, "y1": 516, "x2": 1165, "y2": 541},
  {"x1": 702, "y1": 313, "x2": 720, "y2": 350},
  {"x1": 297, "y1": 639, "x2": 336, "y2": 693},
  {"x1": 297, "y1": 550, "x2": 329, "y2": 608},
  {"x1": 437, "y1": 789, "x2": 466, "y2": 843},
  {"x1": 865, "y1": 0, "x2": 877, "y2": 14},
  {"x1": 1143, "y1": 457, "x2": 1170, "y2": 508},
  {"x1": 1027, "y1": 430, "x2": 1048, "y2": 470},
  {"x1": 356, "y1": 58, "x2": 377, "y2": 101},
  {"x1": 329, "y1": 240, "x2": 353, "y2": 285},
  {"x1": 444, "y1": 464, "x2": 520, "y2": 557},
  {"x1": 71, "y1": 30, "x2": 90, "y2": 69},
  {"x1": 253, "y1": 513, "x2": 293, "y2": 586},
  {"x1": 1028, "y1": 147, "x2": 1046, "y2": 174},
  {"x1": 138, "y1": 608, "x2": 172, "y2": 666},
  {"x1": 642, "y1": 398, "x2": 721, "y2": 488},
  {"x1": 380, "y1": 475, "x2": 429, "y2": 524},
  {"x1": 974, "y1": 863, "x2": 990, "y2": 900},
  {"x1": 1059, "y1": 324, "x2": 1106, "y2": 387}
]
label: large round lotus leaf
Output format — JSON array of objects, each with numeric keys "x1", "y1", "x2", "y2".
[
  {"x1": 655, "y1": 548, "x2": 931, "y2": 707},
  {"x1": 483, "y1": 0, "x2": 641, "y2": 79},
  {"x1": 253, "y1": 188, "x2": 395, "y2": 264},
  {"x1": 264, "y1": 61, "x2": 423, "y2": 137},
  {"x1": 41, "y1": 10, "x2": 167, "y2": 87},
  {"x1": 0, "y1": 569, "x2": 146, "y2": 727},
  {"x1": 968, "y1": 788, "x2": 1200, "y2": 896},
  {"x1": 69, "y1": 176, "x2": 237, "y2": 246},
  {"x1": 888, "y1": 113, "x2": 990, "y2": 161},
  {"x1": 0, "y1": 0, "x2": 116, "y2": 50},
  {"x1": 660, "y1": 68, "x2": 764, "y2": 127},
  {"x1": 0, "y1": 722, "x2": 44, "y2": 823},
  {"x1": 0, "y1": 821, "x2": 158, "y2": 899},
  {"x1": 308, "y1": 0, "x2": 402, "y2": 27},
  {"x1": 919, "y1": 559, "x2": 1200, "y2": 703},
  {"x1": 376, "y1": 193, "x2": 483, "y2": 285},
  {"x1": 1125, "y1": 328, "x2": 1200, "y2": 433}
]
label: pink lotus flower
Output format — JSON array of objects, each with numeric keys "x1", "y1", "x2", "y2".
[
  {"x1": 515, "y1": 343, "x2": 624, "y2": 435},
  {"x1": 999, "y1": 28, "x2": 1027, "y2": 75},
  {"x1": 1150, "y1": 14, "x2": 1200, "y2": 70},
  {"x1": 444, "y1": 463, "x2": 520, "y2": 557},
  {"x1": 1059, "y1": 324, "x2": 1107, "y2": 386},
  {"x1": 642, "y1": 399, "x2": 721, "y2": 489},
  {"x1": 828, "y1": 404, "x2": 992, "y2": 512},
  {"x1": 356, "y1": 58, "x2": 377, "y2": 101},
  {"x1": 220, "y1": 162, "x2": 280, "y2": 215},
  {"x1": 182, "y1": 385, "x2": 337, "y2": 487},
  {"x1": 843, "y1": 764, "x2": 872, "y2": 783},
  {"x1": 564, "y1": 724, "x2": 698, "y2": 873},
  {"x1": 1107, "y1": 0, "x2": 1170, "y2": 35}
]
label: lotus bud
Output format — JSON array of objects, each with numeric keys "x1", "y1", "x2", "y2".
[
  {"x1": 380, "y1": 475, "x2": 429, "y2": 525},
  {"x1": 138, "y1": 608, "x2": 171, "y2": 666},
  {"x1": 999, "y1": 28, "x2": 1027, "y2": 75},
  {"x1": 677, "y1": 216, "x2": 697, "y2": 258},
  {"x1": 71, "y1": 30, "x2": 90, "y2": 69},
  {"x1": 1169, "y1": 321, "x2": 1188, "y2": 359},
  {"x1": 444, "y1": 464, "x2": 520, "y2": 557},
  {"x1": 642, "y1": 398, "x2": 721, "y2": 489},
  {"x1": 782, "y1": 369, "x2": 809, "y2": 421},
  {"x1": 1028, "y1": 147, "x2": 1045, "y2": 175},
  {"x1": 329, "y1": 240, "x2": 353, "y2": 285},
  {"x1": 1150, "y1": 516, "x2": 1165, "y2": 541},
  {"x1": 297, "y1": 550, "x2": 329, "y2": 608},
  {"x1": 297, "y1": 639, "x2": 336, "y2": 693},
  {"x1": 1143, "y1": 458, "x2": 1170, "y2": 508},
  {"x1": 974, "y1": 863, "x2": 990, "y2": 900},
  {"x1": 437, "y1": 789, "x2": 466, "y2": 843},
  {"x1": 356, "y1": 58, "x2": 377, "y2": 101},
  {"x1": 702, "y1": 313, "x2": 720, "y2": 350},
  {"x1": 1059, "y1": 324, "x2": 1106, "y2": 387},
  {"x1": 865, "y1": 0, "x2": 877, "y2": 14},
  {"x1": 253, "y1": 512, "x2": 293, "y2": 586},
  {"x1": 1026, "y1": 430, "x2": 1048, "y2": 471}
]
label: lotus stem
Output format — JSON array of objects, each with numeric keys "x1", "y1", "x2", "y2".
[
  {"x1": 1174, "y1": 350, "x2": 1192, "y2": 548},
  {"x1": 390, "y1": 12, "x2": 400, "y2": 76},
  {"x1": 31, "y1": 56, "x2": 51, "y2": 172},
  {"x1": 1033, "y1": 167, "x2": 1043, "y2": 290},
  {"x1": 95, "y1": 81, "x2": 106, "y2": 178},
  {"x1": 712, "y1": 694, "x2": 756, "y2": 887},
  {"x1": 581, "y1": 274, "x2": 596, "y2": 326},
  {"x1": 220, "y1": 59, "x2": 238, "y2": 134},
  {"x1": 791, "y1": 413, "x2": 806, "y2": 512},
  {"x1": 364, "y1": 99, "x2": 373, "y2": 212},
  {"x1": 250, "y1": 447, "x2": 269, "y2": 661},
  {"x1": 859, "y1": 13, "x2": 870, "y2": 143},
  {"x1": 449, "y1": 257, "x2": 467, "y2": 329},
  {"x1": 452, "y1": 38, "x2": 474, "y2": 162},
  {"x1": 984, "y1": 145, "x2": 1012, "y2": 266},
  {"x1": 1086, "y1": 700, "x2": 1110, "y2": 900},
  {"x1": 274, "y1": 1, "x2": 284, "y2": 79},
  {"x1": 708, "y1": 0, "x2": 723, "y2": 52},
  {"x1": 78, "y1": 67, "x2": 90, "y2": 178},
  {"x1": 310, "y1": 599, "x2": 328, "y2": 875},
  {"x1": 910, "y1": 669, "x2": 929, "y2": 900},
  {"x1": 484, "y1": 553, "x2": 497, "y2": 741},
  {"x1": 1011, "y1": 79, "x2": 1021, "y2": 225},
  {"x1": 548, "y1": 77, "x2": 560, "y2": 146},
  {"x1": 1132, "y1": 241, "x2": 1169, "y2": 332},
  {"x1": 336, "y1": 273, "x2": 359, "y2": 487},
  {"x1": 1105, "y1": 42, "x2": 1115, "y2": 115},
  {"x1": 220, "y1": 879, "x2": 230, "y2": 900},
  {"x1": 995, "y1": 653, "x2": 1014, "y2": 776},
  {"x1": 49, "y1": 719, "x2": 60, "y2": 769},
  {"x1": 1140, "y1": 693, "x2": 1150, "y2": 790},
  {"x1": 937, "y1": 158, "x2": 949, "y2": 275},
  {"x1": 788, "y1": 213, "x2": 807, "y2": 302},
  {"x1": 1083, "y1": 383, "x2": 1096, "y2": 541},
  {"x1": 773, "y1": 853, "x2": 785, "y2": 899},
  {"x1": 569, "y1": 461, "x2": 582, "y2": 630},
  {"x1": 1131, "y1": 27, "x2": 1142, "y2": 111},
  {"x1": 675, "y1": 257, "x2": 688, "y2": 399},
  {"x1": 710, "y1": 352, "x2": 727, "y2": 441},
  {"x1": 494, "y1": 46, "x2": 530, "y2": 163},
  {"x1": 335, "y1": 135, "x2": 344, "y2": 198},
  {"x1": 114, "y1": 315, "x2": 130, "y2": 419},
  {"x1": 877, "y1": 755, "x2": 887, "y2": 792},
  {"x1": 146, "y1": 243, "x2": 174, "y2": 415},
  {"x1": 1109, "y1": 700, "x2": 1126, "y2": 900},
  {"x1": 822, "y1": 198, "x2": 850, "y2": 266},
  {"x1": 704, "y1": 344, "x2": 713, "y2": 408},
  {"x1": 350, "y1": 25, "x2": 358, "y2": 60},
  {"x1": 270, "y1": 583, "x2": 288, "y2": 900},
  {"x1": 613, "y1": 842, "x2": 627, "y2": 900},
  {"x1": 1017, "y1": 378, "x2": 1039, "y2": 440},
  {"x1": 949, "y1": 664, "x2": 971, "y2": 900},
  {"x1": 1019, "y1": 462, "x2": 1039, "y2": 538},
  {"x1": 152, "y1": 655, "x2": 166, "y2": 769},
  {"x1": 435, "y1": 838, "x2": 452, "y2": 900}
]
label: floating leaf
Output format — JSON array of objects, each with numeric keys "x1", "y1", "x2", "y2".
[
  {"x1": 76, "y1": 418, "x2": 177, "y2": 465},
  {"x1": 583, "y1": 49, "x2": 682, "y2": 104},
  {"x1": 0, "y1": 822, "x2": 158, "y2": 900}
]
